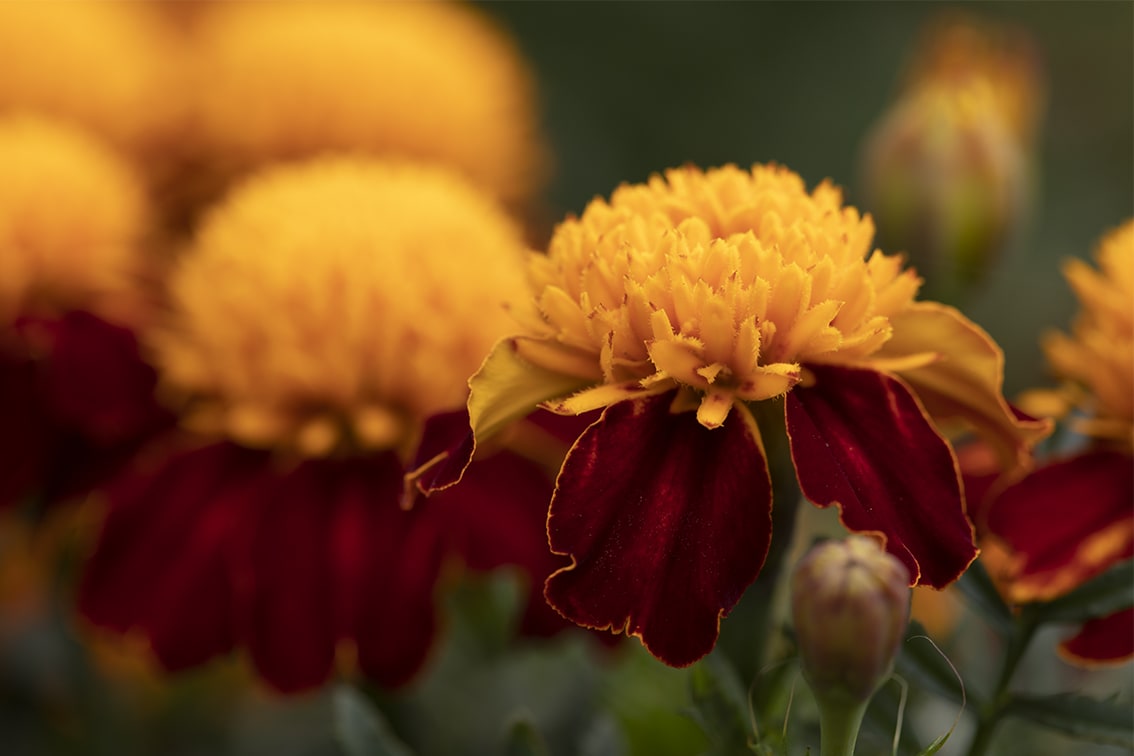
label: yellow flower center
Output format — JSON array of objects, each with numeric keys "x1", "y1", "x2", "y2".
[
  {"x1": 1041, "y1": 220, "x2": 1134, "y2": 447},
  {"x1": 519, "y1": 164, "x2": 921, "y2": 427},
  {"x1": 0, "y1": 116, "x2": 148, "y2": 326},
  {"x1": 155, "y1": 159, "x2": 530, "y2": 457}
]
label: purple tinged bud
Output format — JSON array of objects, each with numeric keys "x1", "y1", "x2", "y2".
[{"x1": 791, "y1": 536, "x2": 912, "y2": 703}]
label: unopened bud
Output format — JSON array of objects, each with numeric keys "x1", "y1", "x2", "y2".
[{"x1": 791, "y1": 536, "x2": 911, "y2": 703}]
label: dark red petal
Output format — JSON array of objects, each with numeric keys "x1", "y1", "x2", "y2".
[
  {"x1": 405, "y1": 408, "x2": 475, "y2": 498},
  {"x1": 79, "y1": 442, "x2": 263, "y2": 670},
  {"x1": 986, "y1": 451, "x2": 1134, "y2": 600},
  {"x1": 354, "y1": 459, "x2": 448, "y2": 688},
  {"x1": 238, "y1": 459, "x2": 343, "y2": 693},
  {"x1": 544, "y1": 393, "x2": 772, "y2": 667},
  {"x1": 0, "y1": 349, "x2": 52, "y2": 508},
  {"x1": 786, "y1": 363, "x2": 976, "y2": 588},
  {"x1": 1060, "y1": 607, "x2": 1134, "y2": 666},
  {"x1": 43, "y1": 311, "x2": 171, "y2": 443},
  {"x1": 433, "y1": 449, "x2": 571, "y2": 637}
]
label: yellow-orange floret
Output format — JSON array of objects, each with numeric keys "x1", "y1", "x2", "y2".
[
  {"x1": 517, "y1": 164, "x2": 922, "y2": 428},
  {"x1": 154, "y1": 159, "x2": 531, "y2": 458},
  {"x1": 1041, "y1": 220, "x2": 1134, "y2": 448}
]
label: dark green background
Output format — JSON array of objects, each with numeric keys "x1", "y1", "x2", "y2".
[{"x1": 482, "y1": 0, "x2": 1134, "y2": 396}]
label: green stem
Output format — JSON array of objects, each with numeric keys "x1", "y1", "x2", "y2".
[
  {"x1": 966, "y1": 614, "x2": 1040, "y2": 756},
  {"x1": 816, "y1": 695, "x2": 870, "y2": 756}
]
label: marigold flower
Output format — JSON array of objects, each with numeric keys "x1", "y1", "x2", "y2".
[
  {"x1": 971, "y1": 221, "x2": 1133, "y2": 666},
  {"x1": 0, "y1": 1, "x2": 182, "y2": 155},
  {"x1": 0, "y1": 116, "x2": 168, "y2": 510},
  {"x1": 79, "y1": 159, "x2": 572, "y2": 692},
  {"x1": 438, "y1": 163, "x2": 1048, "y2": 667},
  {"x1": 185, "y1": 0, "x2": 545, "y2": 210}
]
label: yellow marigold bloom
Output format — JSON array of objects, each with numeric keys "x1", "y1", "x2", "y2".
[
  {"x1": 0, "y1": 115, "x2": 149, "y2": 326},
  {"x1": 456, "y1": 163, "x2": 1047, "y2": 667},
  {"x1": 155, "y1": 159, "x2": 530, "y2": 458},
  {"x1": 187, "y1": 0, "x2": 545, "y2": 207},
  {"x1": 516, "y1": 164, "x2": 920, "y2": 428},
  {"x1": 1034, "y1": 220, "x2": 1134, "y2": 449},
  {"x1": 0, "y1": 0, "x2": 182, "y2": 154}
]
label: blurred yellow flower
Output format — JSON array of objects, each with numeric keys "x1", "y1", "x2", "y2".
[
  {"x1": 156, "y1": 158, "x2": 531, "y2": 458},
  {"x1": 1031, "y1": 220, "x2": 1134, "y2": 449},
  {"x1": 0, "y1": 0, "x2": 183, "y2": 155},
  {"x1": 0, "y1": 115, "x2": 150, "y2": 326},
  {"x1": 187, "y1": 0, "x2": 545, "y2": 208}
]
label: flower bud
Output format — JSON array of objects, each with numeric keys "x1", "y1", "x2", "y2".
[{"x1": 791, "y1": 536, "x2": 911, "y2": 703}]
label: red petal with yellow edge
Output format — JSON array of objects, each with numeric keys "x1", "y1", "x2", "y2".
[
  {"x1": 544, "y1": 392, "x2": 772, "y2": 667},
  {"x1": 407, "y1": 408, "x2": 475, "y2": 497},
  {"x1": 872, "y1": 302, "x2": 1051, "y2": 471},
  {"x1": 786, "y1": 363, "x2": 976, "y2": 588},
  {"x1": 1060, "y1": 606, "x2": 1134, "y2": 666},
  {"x1": 985, "y1": 451, "x2": 1134, "y2": 602}
]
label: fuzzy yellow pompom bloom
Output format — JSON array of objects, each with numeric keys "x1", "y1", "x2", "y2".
[
  {"x1": 1039, "y1": 220, "x2": 1134, "y2": 448},
  {"x1": 188, "y1": 0, "x2": 544, "y2": 205},
  {"x1": 155, "y1": 159, "x2": 530, "y2": 458},
  {"x1": 0, "y1": 116, "x2": 149, "y2": 325},
  {"x1": 0, "y1": 1, "x2": 182, "y2": 154},
  {"x1": 517, "y1": 164, "x2": 921, "y2": 428}
]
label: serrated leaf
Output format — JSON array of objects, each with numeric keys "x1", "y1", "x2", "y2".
[
  {"x1": 955, "y1": 559, "x2": 1013, "y2": 632},
  {"x1": 1020, "y1": 559, "x2": 1134, "y2": 624},
  {"x1": 894, "y1": 623, "x2": 974, "y2": 708},
  {"x1": 333, "y1": 685, "x2": 415, "y2": 756},
  {"x1": 1005, "y1": 692, "x2": 1134, "y2": 748},
  {"x1": 504, "y1": 716, "x2": 552, "y2": 756}
]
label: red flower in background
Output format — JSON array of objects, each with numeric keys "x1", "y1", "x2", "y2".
[
  {"x1": 967, "y1": 220, "x2": 1134, "y2": 666},
  {"x1": 79, "y1": 160, "x2": 579, "y2": 693}
]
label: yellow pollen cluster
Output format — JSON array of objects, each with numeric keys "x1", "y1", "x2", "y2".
[
  {"x1": 155, "y1": 159, "x2": 530, "y2": 458},
  {"x1": 521, "y1": 164, "x2": 922, "y2": 428},
  {"x1": 1041, "y1": 220, "x2": 1134, "y2": 448},
  {"x1": 0, "y1": 1, "x2": 181, "y2": 154},
  {"x1": 188, "y1": 0, "x2": 545, "y2": 205},
  {"x1": 0, "y1": 116, "x2": 148, "y2": 326}
]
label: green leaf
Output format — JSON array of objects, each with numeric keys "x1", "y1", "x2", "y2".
[
  {"x1": 914, "y1": 729, "x2": 953, "y2": 756},
  {"x1": 688, "y1": 652, "x2": 756, "y2": 755},
  {"x1": 893, "y1": 623, "x2": 975, "y2": 708},
  {"x1": 504, "y1": 715, "x2": 552, "y2": 756},
  {"x1": 955, "y1": 559, "x2": 1013, "y2": 632},
  {"x1": 1020, "y1": 559, "x2": 1134, "y2": 624},
  {"x1": 333, "y1": 685, "x2": 415, "y2": 756},
  {"x1": 1005, "y1": 692, "x2": 1134, "y2": 748}
]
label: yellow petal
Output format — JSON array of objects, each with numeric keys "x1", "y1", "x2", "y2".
[
  {"x1": 469, "y1": 338, "x2": 592, "y2": 442},
  {"x1": 876, "y1": 301, "x2": 1051, "y2": 469},
  {"x1": 547, "y1": 380, "x2": 670, "y2": 416}
]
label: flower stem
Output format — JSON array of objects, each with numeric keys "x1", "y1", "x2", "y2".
[
  {"x1": 816, "y1": 695, "x2": 869, "y2": 756},
  {"x1": 966, "y1": 613, "x2": 1039, "y2": 756}
]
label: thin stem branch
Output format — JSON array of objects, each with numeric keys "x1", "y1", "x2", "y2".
[{"x1": 965, "y1": 614, "x2": 1040, "y2": 756}]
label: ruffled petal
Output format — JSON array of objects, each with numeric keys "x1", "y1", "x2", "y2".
[
  {"x1": 544, "y1": 393, "x2": 773, "y2": 666},
  {"x1": 0, "y1": 349, "x2": 51, "y2": 508},
  {"x1": 405, "y1": 407, "x2": 475, "y2": 498},
  {"x1": 984, "y1": 450, "x2": 1134, "y2": 603},
  {"x1": 786, "y1": 363, "x2": 977, "y2": 588},
  {"x1": 1059, "y1": 606, "x2": 1134, "y2": 667},
  {"x1": 240, "y1": 459, "x2": 338, "y2": 693},
  {"x1": 79, "y1": 441, "x2": 263, "y2": 671},
  {"x1": 871, "y1": 302, "x2": 1051, "y2": 470}
]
